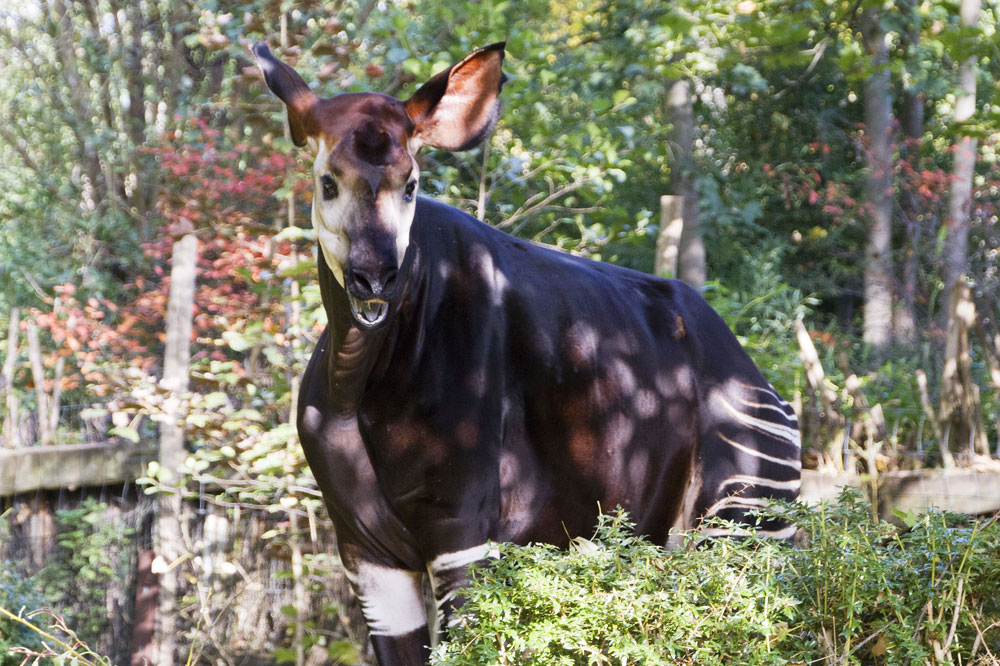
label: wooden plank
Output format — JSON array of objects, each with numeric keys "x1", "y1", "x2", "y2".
[
  {"x1": 800, "y1": 470, "x2": 861, "y2": 505},
  {"x1": 3, "y1": 450, "x2": 998, "y2": 517},
  {"x1": 801, "y1": 469, "x2": 1000, "y2": 517},
  {"x1": 879, "y1": 469, "x2": 1000, "y2": 516},
  {"x1": 0, "y1": 441, "x2": 155, "y2": 496}
]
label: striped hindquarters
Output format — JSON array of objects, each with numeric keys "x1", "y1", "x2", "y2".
[{"x1": 698, "y1": 382, "x2": 801, "y2": 538}]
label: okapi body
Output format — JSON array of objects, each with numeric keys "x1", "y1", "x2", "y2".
[{"x1": 253, "y1": 41, "x2": 801, "y2": 666}]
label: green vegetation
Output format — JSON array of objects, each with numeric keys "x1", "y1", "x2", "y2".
[
  {"x1": 33, "y1": 500, "x2": 134, "y2": 651},
  {"x1": 2, "y1": 0, "x2": 1000, "y2": 661},
  {"x1": 433, "y1": 492, "x2": 1000, "y2": 665},
  {"x1": 0, "y1": 605, "x2": 111, "y2": 666},
  {"x1": 0, "y1": 566, "x2": 45, "y2": 664}
]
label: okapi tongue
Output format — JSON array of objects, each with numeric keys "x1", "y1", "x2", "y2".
[{"x1": 347, "y1": 294, "x2": 389, "y2": 328}]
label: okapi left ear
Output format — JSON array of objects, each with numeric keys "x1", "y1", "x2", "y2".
[
  {"x1": 404, "y1": 42, "x2": 507, "y2": 152},
  {"x1": 252, "y1": 42, "x2": 319, "y2": 147}
]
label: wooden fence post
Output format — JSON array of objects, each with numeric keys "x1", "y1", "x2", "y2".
[
  {"x1": 156, "y1": 231, "x2": 198, "y2": 666},
  {"x1": 132, "y1": 549, "x2": 160, "y2": 666},
  {"x1": 2, "y1": 307, "x2": 20, "y2": 448},
  {"x1": 654, "y1": 195, "x2": 684, "y2": 279},
  {"x1": 25, "y1": 320, "x2": 53, "y2": 445}
]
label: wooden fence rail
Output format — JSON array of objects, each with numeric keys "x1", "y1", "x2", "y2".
[
  {"x1": 2, "y1": 443, "x2": 1000, "y2": 518},
  {"x1": 0, "y1": 440, "x2": 155, "y2": 496}
]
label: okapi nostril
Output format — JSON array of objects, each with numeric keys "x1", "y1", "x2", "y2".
[
  {"x1": 350, "y1": 266, "x2": 397, "y2": 298},
  {"x1": 380, "y1": 266, "x2": 399, "y2": 293},
  {"x1": 351, "y1": 269, "x2": 376, "y2": 297}
]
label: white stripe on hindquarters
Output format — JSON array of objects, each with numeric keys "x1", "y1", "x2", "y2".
[
  {"x1": 735, "y1": 397, "x2": 799, "y2": 426},
  {"x1": 739, "y1": 382, "x2": 797, "y2": 408},
  {"x1": 700, "y1": 523, "x2": 798, "y2": 539},
  {"x1": 718, "y1": 396, "x2": 801, "y2": 448},
  {"x1": 349, "y1": 562, "x2": 427, "y2": 637},
  {"x1": 716, "y1": 432, "x2": 802, "y2": 469},
  {"x1": 702, "y1": 494, "x2": 772, "y2": 518},
  {"x1": 719, "y1": 474, "x2": 801, "y2": 492}
]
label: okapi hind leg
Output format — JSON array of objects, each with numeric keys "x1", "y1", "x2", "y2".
[{"x1": 696, "y1": 383, "x2": 802, "y2": 539}]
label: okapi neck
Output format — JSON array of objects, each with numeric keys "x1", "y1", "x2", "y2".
[{"x1": 315, "y1": 250, "x2": 390, "y2": 410}]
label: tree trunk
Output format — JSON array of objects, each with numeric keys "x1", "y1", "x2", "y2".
[
  {"x1": 939, "y1": 281, "x2": 989, "y2": 463},
  {"x1": 156, "y1": 232, "x2": 198, "y2": 666},
  {"x1": 941, "y1": 0, "x2": 981, "y2": 325},
  {"x1": 2, "y1": 308, "x2": 21, "y2": 448},
  {"x1": 281, "y1": 11, "x2": 296, "y2": 231},
  {"x1": 25, "y1": 321, "x2": 53, "y2": 446},
  {"x1": 125, "y1": 0, "x2": 152, "y2": 222},
  {"x1": 654, "y1": 195, "x2": 684, "y2": 278},
  {"x1": 895, "y1": 0, "x2": 923, "y2": 344},
  {"x1": 665, "y1": 79, "x2": 705, "y2": 289},
  {"x1": 794, "y1": 320, "x2": 845, "y2": 470},
  {"x1": 860, "y1": 10, "x2": 894, "y2": 350},
  {"x1": 50, "y1": 0, "x2": 105, "y2": 214},
  {"x1": 48, "y1": 355, "x2": 65, "y2": 438}
]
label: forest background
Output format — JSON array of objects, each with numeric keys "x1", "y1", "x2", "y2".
[{"x1": 2, "y1": 0, "x2": 1000, "y2": 662}]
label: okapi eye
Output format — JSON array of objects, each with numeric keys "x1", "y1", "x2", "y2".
[
  {"x1": 403, "y1": 180, "x2": 417, "y2": 203},
  {"x1": 321, "y1": 174, "x2": 338, "y2": 201}
]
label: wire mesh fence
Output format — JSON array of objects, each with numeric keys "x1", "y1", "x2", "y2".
[{"x1": 0, "y1": 481, "x2": 368, "y2": 665}]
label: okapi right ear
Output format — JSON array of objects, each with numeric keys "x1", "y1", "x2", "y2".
[
  {"x1": 252, "y1": 42, "x2": 318, "y2": 147},
  {"x1": 404, "y1": 42, "x2": 507, "y2": 152}
]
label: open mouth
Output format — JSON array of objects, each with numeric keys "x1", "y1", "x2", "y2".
[{"x1": 347, "y1": 293, "x2": 389, "y2": 328}]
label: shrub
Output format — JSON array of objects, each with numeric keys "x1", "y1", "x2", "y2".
[
  {"x1": 0, "y1": 565, "x2": 45, "y2": 664},
  {"x1": 432, "y1": 491, "x2": 1000, "y2": 665},
  {"x1": 34, "y1": 499, "x2": 134, "y2": 652}
]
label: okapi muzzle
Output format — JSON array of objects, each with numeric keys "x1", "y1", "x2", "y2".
[{"x1": 252, "y1": 40, "x2": 506, "y2": 330}]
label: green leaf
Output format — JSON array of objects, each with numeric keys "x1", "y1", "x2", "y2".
[
  {"x1": 185, "y1": 413, "x2": 209, "y2": 428},
  {"x1": 386, "y1": 47, "x2": 410, "y2": 64},
  {"x1": 221, "y1": 330, "x2": 250, "y2": 352},
  {"x1": 891, "y1": 508, "x2": 920, "y2": 528},
  {"x1": 79, "y1": 407, "x2": 108, "y2": 420},
  {"x1": 109, "y1": 425, "x2": 140, "y2": 443},
  {"x1": 273, "y1": 647, "x2": 297, "y2": 664}
]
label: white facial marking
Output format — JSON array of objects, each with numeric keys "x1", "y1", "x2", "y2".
[
  {"x1": 311, "y1": 137, "x2": 418, "y2": 288},
  {"x1": 311, "y1": 137, "x2": 350, "y2": 287},
  {"x1": 376, "y1": 156, "x2": 419, "y2": 267},
  {"x1": 352, "y1": 562, "x2": 426, "y2": 636}
]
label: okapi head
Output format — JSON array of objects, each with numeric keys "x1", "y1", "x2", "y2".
[{"x1": 252, "y1": 41, "x2": 506, "y2": 328}]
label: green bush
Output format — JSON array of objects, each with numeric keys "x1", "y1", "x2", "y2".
[
  {"x1": 34, "y1": 499, "x2": 134, "y2": 650},
  {"x1": 0, "y1": 565, "x2": 45, "y2": 664},
  {"x1": 432, "y1": 491, "x2": 1000, "y2": 666}
]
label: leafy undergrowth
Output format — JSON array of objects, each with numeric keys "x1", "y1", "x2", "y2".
[{"x1": 433, "y1": 490, "x2": 1000, "y2": 666}]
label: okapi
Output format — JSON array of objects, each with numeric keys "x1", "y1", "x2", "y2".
[{"x1": 252, "y1": 41, "x2": 801, "y2": 666}]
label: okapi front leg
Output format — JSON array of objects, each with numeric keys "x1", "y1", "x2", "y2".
[
  {"x1": 427, "y1": 543, "x2": 494, "y2": 639},
  {"x1": 345, "y1": 559, "x2": 431, "y2": 666}
]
